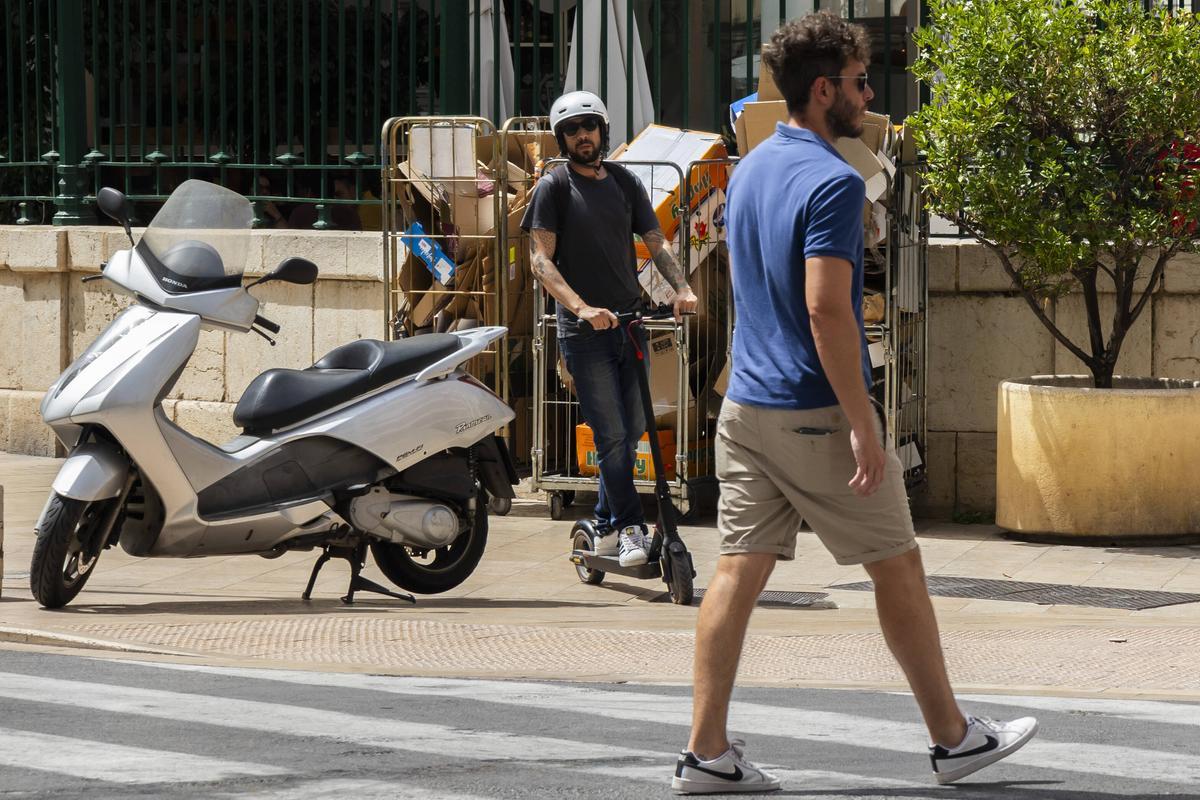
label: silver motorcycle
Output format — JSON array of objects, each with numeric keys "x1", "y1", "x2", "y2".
[{"x1": 31, "y1": 179, "x2": 516, "y2": 608}]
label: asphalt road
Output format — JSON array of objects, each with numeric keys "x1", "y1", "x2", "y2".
[{"x1": 0, "y1": 647, "x2": 1197, "y2": 799}]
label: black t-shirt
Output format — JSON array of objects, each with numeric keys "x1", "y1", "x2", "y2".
[{"x1": 521, "y1": 164, "x2": 659, "y2": 336}]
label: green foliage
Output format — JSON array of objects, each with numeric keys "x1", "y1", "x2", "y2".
[{"x1": 910, "y1": 0, "x2": 1200, "y2": 387}]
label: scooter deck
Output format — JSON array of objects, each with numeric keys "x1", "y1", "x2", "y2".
[{"x1": 570, "y1": 550, "x2": 662, "y2": 580}]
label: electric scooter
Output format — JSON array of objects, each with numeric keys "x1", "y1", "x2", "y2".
[
  {"x1": 567, "y1": 306, "x2": 696, "y2": 605},
  {"x1": 31, "y1": 180, "x2": 517, "y2": 609}
]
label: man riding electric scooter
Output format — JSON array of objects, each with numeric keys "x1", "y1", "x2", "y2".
[{"x1": 521, "y1": 90, "x2": 697, "y2": 567}]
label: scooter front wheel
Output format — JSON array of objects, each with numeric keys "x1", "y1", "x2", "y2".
[
  {"x1": 370, "y1": 493, "x2": 489, "y2": 595},
  {"x1": 663, "y1": 542, "x2": 695, "y2": 606},
  {"x1": 30, "y1": 493, "x2": 111, "y2": 608}
]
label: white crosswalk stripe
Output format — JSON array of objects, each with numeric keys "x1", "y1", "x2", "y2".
[
  {"x1": 4, "y1": 660, "x2": 1200, "y2": 796},
  {"x1": 139, "y1": 663, "x2": 1200, "y2": 787},
  {"x1": 0, "y1": 727, "x2": 289, "y2": 784},
  {"x1": 216, "y1": 779, "x2": 494, "y2": 800}
]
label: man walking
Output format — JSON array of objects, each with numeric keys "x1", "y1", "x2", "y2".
[
  {"x1": 672, "y1": 13, "x2": 1037, "y2": 794},
  {"x1": 522, "y1": 90, "x2": 698, "y2": 566}
]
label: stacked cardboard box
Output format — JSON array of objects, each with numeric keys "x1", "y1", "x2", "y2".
[{"x1": 392, "y1": 125, "x2": 559, "y2": 337}]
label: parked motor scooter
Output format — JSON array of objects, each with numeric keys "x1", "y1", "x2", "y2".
[{"x1": 30, "y1": 180, "x2": 517, "y2": 609}]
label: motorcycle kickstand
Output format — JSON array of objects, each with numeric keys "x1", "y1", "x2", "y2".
[{"x1": 302, "y1": 542, "x2": 416, "y2": 605}]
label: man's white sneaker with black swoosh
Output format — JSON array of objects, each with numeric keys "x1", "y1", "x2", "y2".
[
  {"x1": 672, "y1": 738, "x2": 781, "y2": 794},
  {"x1": 930, "y1": 715, "x2": 1039, "y2": 784}
]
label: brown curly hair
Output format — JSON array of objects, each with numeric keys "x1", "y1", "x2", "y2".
[{"x1": 761, "y1": 12, "x2": 872, "y2": 116}]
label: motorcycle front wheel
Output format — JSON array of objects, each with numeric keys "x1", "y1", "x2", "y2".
[
  {"x1": 370, "y1": 492, "x2": 488, "y2": 594},
  {"x1": 30, "y1": 493, "x2": 112, "y2": 608}
]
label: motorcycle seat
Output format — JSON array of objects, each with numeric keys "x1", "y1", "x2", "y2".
[{"x1": 233, "y1": 335, "x2": 463, "y2": 434}]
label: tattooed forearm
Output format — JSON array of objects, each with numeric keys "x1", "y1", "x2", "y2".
[
  {"x1": 642, "y1": 229, "x2": 689, "y2": 292},
  {"x1": 529, "y1": 228, "x2": 584, "y2": 314}
]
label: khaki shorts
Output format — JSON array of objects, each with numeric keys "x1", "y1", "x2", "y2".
[{"x1": 716, "y1": 399, "x2": 916, "y2": 565}]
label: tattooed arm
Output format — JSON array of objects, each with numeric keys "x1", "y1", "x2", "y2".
[
  {"x1": 642, "y1": 228, "x2": 699, "y2": 318},
  {"x1": 529, "y1": 228, "x2": 618, "y2": 330}
]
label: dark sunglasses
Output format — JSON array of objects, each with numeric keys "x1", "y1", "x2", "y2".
[
  {"x1": 561, "y1": 117, "x2": 601, "y2": 137},
  {"x1": 823, "y1": 73, "x2": 869, "y2": 93}
]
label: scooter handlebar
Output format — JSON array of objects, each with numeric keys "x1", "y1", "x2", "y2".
[{"x1": 579, "y1": 303, "x2": 688, "y2": 330}]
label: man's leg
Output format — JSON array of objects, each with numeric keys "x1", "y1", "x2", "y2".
[
  {"x1": 559, "y1": 332, "x2": 631, "y2": 531},
  {"x1": 862, "y1": 547, "x2": 967, "y2": 747},
  {"x1": 687, "y1": 552, "x2": 776, "y2": 759}
]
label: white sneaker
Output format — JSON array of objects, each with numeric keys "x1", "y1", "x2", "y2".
[
  {"x1": 930, "y1": 715, "x2": 1039, "y2": 784},
  {"x1": 592, "y1": 529, "x2": 619, "y2": 557},
  {"x1": 617, "y1": 526, "x2": 649, "y2": 567},
  {"x1": 672, "y1": 739, "x2": 781, "y2": 794}
]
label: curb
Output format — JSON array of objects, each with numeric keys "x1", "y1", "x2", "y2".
[{"x1": 0, "y1": 626, "x2": 197, "y2": 657}]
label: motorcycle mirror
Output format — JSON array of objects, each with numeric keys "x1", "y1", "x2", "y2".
[
  {"x1": 96, "y1": 187, "x2": 134, "y2": 244},
  {"x1": 247, "y1": 256, "x2": 319, "y2": 288}
]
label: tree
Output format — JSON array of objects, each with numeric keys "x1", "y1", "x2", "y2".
[{"x1": 910, "y1": 0, "x2": 1200, "y2": 388}]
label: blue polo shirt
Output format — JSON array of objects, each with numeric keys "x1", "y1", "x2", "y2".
[{"x1": 725, "y1": 123, "x2": 871, "y2": 410}]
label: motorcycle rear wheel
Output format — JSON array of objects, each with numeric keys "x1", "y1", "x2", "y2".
[
  {"x1": 370, "y1": 492, "x2": 488, "y2": 594},
  {"x1": 30, "y1": 494, "x2": 110, "y2": 609}
]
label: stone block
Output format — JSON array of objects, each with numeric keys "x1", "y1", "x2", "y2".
[
  {"x1": 1052, "y1": 293, "x2": 1152, "y2": 378},
  {"x1": 6, "y1": 390, "x2": 58, "y2": 456},
  {"x1": 68, "y1": 274, "x2": 133, "y2": 361},
  {"x1": 909, "y1": 431, "x2": 956, "y2": 520},
  {"x1": 957, "y1": 243, "x2": 1014, "y2": 292},
  {"x1": 66, "y1": 228, "x2": 105, "y2": 273},
  {"x1": 927, "y1": 295, "x2": 1053, "y2": 433},
  {"x1": 171, "y1": 399, "x2": 241, "y2": 447},
  {"x1": 1, "y1": 272, "x2": 69, "y2": 391},
  {"x1": 956, "y1": 431, "x2": 997, "y2": 514},
  {"x1": 0, "y1": 227, "x2": 9, "y2": 268},
  {"x1": 6, "y1": 227, "x2": 66, "y2": 273},
  {"x1": 170, "y1": 328, "x2": 226, "y2": 402},
  {"x1": 344, "y1": 232, "x2": 385, "y2": 281},
  {"x1": 261, "y1": 231, "x2": 346, "y2": 281},
  {"x1": 1153, "y1": 295, "x2": 1200, "y2": 380},
  {"x1": 927, "y1": 242, "x2": 958, "y2": 293},
  {"x1": 314, "y1": 280, "x2": 386, "y2": 357},
  {"x1": 1163, "y1": 250, "x2": 1200, "y2": 294},
  {"x1": 225, "y1": 281, "x2": 315, "y2": 401}
]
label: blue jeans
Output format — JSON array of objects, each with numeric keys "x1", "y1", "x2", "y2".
[{"x1": 560, "y1": 328, "x2": 647, "y2": 532}]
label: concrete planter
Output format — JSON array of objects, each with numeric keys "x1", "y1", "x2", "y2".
[{"x1": 996, "y1": 376, "x2": 1200, "y2": 543}]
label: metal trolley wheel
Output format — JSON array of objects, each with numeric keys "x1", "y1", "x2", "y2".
[{"x1": 547, "y1": 490, "x2": 575, "y2": 520}]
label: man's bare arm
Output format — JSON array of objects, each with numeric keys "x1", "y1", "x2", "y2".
[
  {"x1": 529, "y1": 228, "x2": 617, "y2": 329},
  {"x1": 641, "y1": 229, "x2": 689, "y2": 292}
]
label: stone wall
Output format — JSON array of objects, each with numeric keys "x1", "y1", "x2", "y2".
[
  {"x1": 2, "y1": 226, "x2": 1198, "y2": 520},
  {"x1": 911, "y1": 240, "x2": 1200, "y2": 518},
  {"x1": 0, "y1": 226, "x2": 385, "y2": 455}
]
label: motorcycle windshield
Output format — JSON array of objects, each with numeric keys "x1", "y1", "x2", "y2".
[{"x1": 138, "y1": 179, "x2": 253, "y2": 293}]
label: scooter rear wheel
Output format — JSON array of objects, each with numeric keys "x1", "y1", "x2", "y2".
[
  {"x1": 572, "y1": 529, "x2": 605, "y2": 585},
  {"x1": 30, "y1": 493, "x2": 110, "y2": 609},
  {"x1": 370, "y1": 492, "x2": 489, "y2": 595}
]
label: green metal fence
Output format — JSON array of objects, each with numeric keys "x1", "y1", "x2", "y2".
[{"x1": 14, "y1": 0, "x2": 1189, "y2": 227}]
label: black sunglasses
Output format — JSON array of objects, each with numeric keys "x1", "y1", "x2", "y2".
[
  {"x1": 561, "y1": 117, "x2": 601, "y2": 137},
  {"x1": 823, "y1": 73, "x2": 870, "y2": 93}
]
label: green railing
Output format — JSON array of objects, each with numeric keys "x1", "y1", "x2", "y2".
[{"x1": 1, "y1": 0, "x2": 977, "y2": 227}]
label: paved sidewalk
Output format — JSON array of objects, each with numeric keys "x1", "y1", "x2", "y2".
[{"x1": 4, "y1": 453, "x2": 1200, "y2": 698}]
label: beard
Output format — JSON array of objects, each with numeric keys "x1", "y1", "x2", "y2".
[
  {"x1": 827, "y1": 92, "x2": 864, "y2": 139},
  {"x1": 567, "y1": 137, "x2": 601, "y2": 166}
]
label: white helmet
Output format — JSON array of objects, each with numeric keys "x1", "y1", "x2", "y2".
[{"x1": 550, "y1": 90, "x2": 610, "y2": 133}]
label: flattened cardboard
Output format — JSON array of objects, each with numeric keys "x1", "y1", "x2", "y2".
[{"x1": 735, "y1": 100, "x2": 787, "y2": 155}]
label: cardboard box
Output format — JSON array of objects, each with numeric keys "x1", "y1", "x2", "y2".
[
  {"x1": 635, "y1": 188, "x2": 726, "y2": 306},
  {"x1": 614, "y1": 124, "x2": 730, "y2": 258},
  {"x1": 575, "y1": 422, "x2": 713, "y2": 481},
  {"x1": 735, "y1": 99, "x2": 787, "y2": 155}
]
